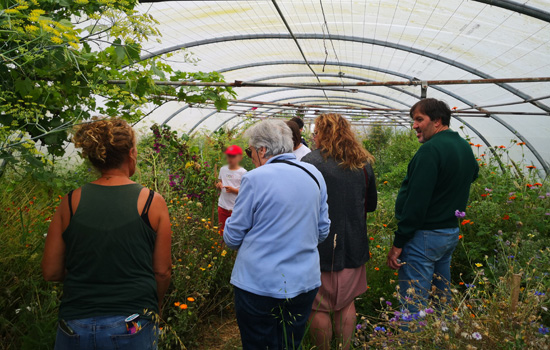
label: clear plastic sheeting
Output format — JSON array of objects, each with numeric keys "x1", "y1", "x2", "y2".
[{"x1": 135, "y1": 0, "x2": 550, "y2": 174}]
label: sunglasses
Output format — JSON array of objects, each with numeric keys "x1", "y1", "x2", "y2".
[{"x1": 245, "y1": 147, "x2": 253, "y2": 158}]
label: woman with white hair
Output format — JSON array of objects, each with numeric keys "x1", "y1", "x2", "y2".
[{"x1": 224, "y1": 119, "x2": 331, "y2": 350}]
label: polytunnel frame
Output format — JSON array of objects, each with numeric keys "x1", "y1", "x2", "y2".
[
  {"x1": 142, "y1": 33, "x2": 550, "y2": 113},
  {"x1": 145, "y1": 36, "x2": 550, "y2": 173},
  {"x1": 184, "y1": 91, "x2": 410, "y2": 134}
]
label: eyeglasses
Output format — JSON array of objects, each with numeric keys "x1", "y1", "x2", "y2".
[{"x1": 245, "y1": 147, "x2": 253, "y2": 158}]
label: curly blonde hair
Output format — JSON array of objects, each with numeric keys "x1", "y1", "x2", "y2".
[
  {"x1": 314, "y1": 113, "x2": 374, "y2": 169},
  {"x1": 73, "y1": 118, "x2": 135, "y2": 171}
]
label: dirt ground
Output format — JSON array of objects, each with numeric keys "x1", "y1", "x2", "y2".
[{"x1": 197, "y1": 314, "x2": 242, "y2": 350}]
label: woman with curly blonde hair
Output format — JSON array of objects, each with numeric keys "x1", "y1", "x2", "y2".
[
  {"x1": 303, "y1": 113, "x2": 377, "y2": 350},
  {"x1": 42, "y1": 119, "x2": 171, "y2": 350}
]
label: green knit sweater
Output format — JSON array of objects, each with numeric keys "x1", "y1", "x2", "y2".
[{"x1": 394, "y1": 129, "x2": 479, "y2": 248}]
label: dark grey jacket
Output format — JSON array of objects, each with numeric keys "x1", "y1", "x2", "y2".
[{"x1": 303, "y1": 150, "x2": 377, "y2": 271}]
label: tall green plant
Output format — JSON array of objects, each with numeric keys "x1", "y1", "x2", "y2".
[{"x1": 0, "y1": 0, "x2": 235, "y2": 175}]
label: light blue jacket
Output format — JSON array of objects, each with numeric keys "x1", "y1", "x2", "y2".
[{"x1": 224, "y1": 153, "x2": 331, "y2": 298}]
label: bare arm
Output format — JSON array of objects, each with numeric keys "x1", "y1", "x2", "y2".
[
  {"x1": 150, "y1": 193, "x2": 172, "y2": 315},
  {"x1": 42, "y1": 195, "x2": 69, "y2": 281}
]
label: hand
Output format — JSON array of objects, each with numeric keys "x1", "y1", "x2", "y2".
[
  {"x1": 224, "y1": 186, "x2": 238, "y2": 194},
  {"x1": 215, "y1": 181, "x2": 223, "y2": 190},
  {"x1": 387, "y1": 246, "x2": 403, "y2": 270}
]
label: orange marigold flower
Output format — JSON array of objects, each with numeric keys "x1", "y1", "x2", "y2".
[
  {"x1": 499, "y1": 145, "x2": 506, "y2": 149},
  {"x1": 502, "y1": 214, "x2": 510, "y2": 220},
  {"x1": 383, "y1": 224, "x2": 387, "y2": 227},
  {"x1": 374, "y1": 267, "x2": 380, "y2": 271},
  {"x1": 475, "y1": 144, "x2": 482, "y2": 148},
  {"x1": 481, "y1": 193, "x2": 487, "y2": 197},
  {"x1": 394, "y1": 272, "x2": 398, "y2": 276},
  {"x1": 517, "y1": 142, "x2": 526, "y2": 146},
  {"x1": 534, "y1": 182, "x2": 543, "y2": 186},
  {"x1": 459, "y1": 282, "x2": 464, "y2": 285},
  {"x1": 187, "y1": 297, "x2": 195, "y2": 302},
  {"x1": 174, "y1": 302, "x2": 181, "y2": 307},
  {"x1": 458, "y1": 235, "x2": 463, "y2": 240},
  {"x1": 180, "y1": 304, "x2": 188, "y2": 310},
  {"x1": 526, "y1": 165, "x2": 536, "y2": 169},
  {"x1": 376, "y1": 245, "x2": 381, "y2": 248},
  {"x1": 369, "y1": 237, "x2": 374, "y2": 241},
  {"x1": 469, "y1": 142, "x2": 474, "y2": 146},
  {"x1": 526, "y1": 184, "x2": 533, "y2": 188},
  {"x1": 509, "y1": 196, "x2": 516, "y2": 200},
  {"x1": 461, "y1": 219, "x2": 471, "y2": 225}
]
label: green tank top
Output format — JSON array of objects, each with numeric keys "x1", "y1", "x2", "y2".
[{"x1": 59, "y1": 183, "x2": 158, "y2": 320}]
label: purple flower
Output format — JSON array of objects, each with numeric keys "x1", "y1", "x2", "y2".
[
  {"x1": 545, "y1": 213, "x2": 550, "y2": 216},
  {"x1": 539, "y1": 325, "x2": 549, "y2": 335},
  {"x1": 419, "y1": 321, "x2": 427, "y2": 327},
  {"x1": 546, "y1": 192, "x2": 550, "y2": 197},
  {"x1": 386, "y1": 301, "x2": 392, "y2": 306},
  {"x1": 509, "y1": 192, "x2": 516, "y2": 196},
  {"x1": 455, "y1": 210, "x2": 466, "y2": 218},
  {"x1": 535, "y1": 291, "x2": 546, "y2": 296},
  {"x1": 485, "y1": 187, "x2": 493, "y2": 192},
  {"x1": 401, "y1": 313, "x2": 413, "y2": 321},
  {"x1": 539, "y1": 196, "x2": 546, "y2": 199},
  {"x1": 374, "y1": 326, "x2": 386, "y2": 332},
  {"x1": 425, "y1": 308, "x2": 434, "y2": 314},
  {"x1": 465, "y1": 284, "x2": 476, "y2": 288},
  {"x1": 356, "y1": 324, "x2": 362, "y2": 330},
  {"x1": 472, "y1": 332, "x2": 482, "y2": 340},
  {"x1": 508, "y1": 255, "x2": 515, "y2": 259},
  {"x1": 169, "y1": 181, "x2": 176, "y2": 187}
]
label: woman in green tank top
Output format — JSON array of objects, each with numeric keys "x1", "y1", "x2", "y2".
[{"x1": 42, "y1": 119, "x2": 172, "y2": 350}]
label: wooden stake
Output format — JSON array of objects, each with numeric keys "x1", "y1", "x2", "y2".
[
  {"x1": 510, "y1": 273, "x2": 522, "y2": 313},
  {"x1": 211, "y1": 164, "x2": 218, "y2": 224}
]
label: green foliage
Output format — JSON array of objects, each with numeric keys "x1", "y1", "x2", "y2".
[
  {"x1": 0, "y1": 0, "x2": 235, "y2": 173},
  {"x1": 1, "y1": 126, "x2": 549, "y2": 349}
]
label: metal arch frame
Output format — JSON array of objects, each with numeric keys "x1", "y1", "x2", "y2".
[
  {"x1": 187, "y1": 91, "x2": 409, "y2": 134},
  {"x1": 253, "y1": 73, "x2": 421, "y2": 101},
  {"x1": 472, "y1": 0, "x2": 550, "y2": 23},
  {"x1": 138, "y1": 0, "x2": 550, "y2": 24},
  {"x1": 141, "y1": 33, "x2": 550, "y2": 113},
  {"x1": 210, "y1": 94, "x2": 413, "y2": 134},
  {"x1": 213, "y1": 60, "x2": 548, "y2": 174}
]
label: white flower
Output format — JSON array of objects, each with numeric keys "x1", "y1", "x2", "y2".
[
  {"x1": 461, "y1": 332, "x2": 471, "y2": 339},
  {"x1": 472, "y1": 332, "x2": 482, "y2": 340},
  {"x1": 441, "y1": 321, "x2": 448, "y2": 332},
  {"x1": 418, "y1": 310, "x2": 426, "y2": 318},
  {"x1": 26, "y1": 306, "x2": 31, "y2": 312},
  {"x1": 15, "y1": 309, "x2": 21, "y2": 314}
]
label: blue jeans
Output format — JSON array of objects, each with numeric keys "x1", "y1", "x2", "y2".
[
  {"x1": 54, "y1": 315, "x2": 157, "y2": 350},
  {"x1": 398, "y1": 228, "x2": 459, "y2": 314},
  {"x1": 234, "y1": 287, "x2": 319, "y2": 350}
]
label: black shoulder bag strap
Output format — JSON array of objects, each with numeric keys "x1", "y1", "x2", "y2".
[{"x1": 270, "y1": 159, "x2": 320, "y2": 190}]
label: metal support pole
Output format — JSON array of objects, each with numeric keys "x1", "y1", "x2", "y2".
[{"x1": 421, "y1": 81, "x2": 428, "y2": 99}]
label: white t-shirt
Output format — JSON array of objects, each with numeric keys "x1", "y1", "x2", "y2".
[
  {"x1": 293, "y1": 144, "x2": 312, "y2": 161},
  {"x1": 218, "y1": 165, "x2": 247, "y2": 210}
]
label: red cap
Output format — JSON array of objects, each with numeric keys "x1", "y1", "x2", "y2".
[{"x1": 225, "y1": 145, "x2": 243, "y2": 156}]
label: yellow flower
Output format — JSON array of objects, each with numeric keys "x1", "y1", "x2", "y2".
[
  {"x1": 185, "y1": 161, "x2": 194, "y2": 169},
  {"x1": 201, "y1": 219, "x2": 206, "y2": 222},
  {"x1": 187, "y1": 297, "x2": 195, "y2": 302},
  {"x1": 475, "y1": 263, "x2": 483, "y2": 268},
  {"x1": 24, "y1": 25, "x2": 39, "y2": 33},
  {"x1": 50, "y1": 36, "x2": 63, "y2": 44},
  {"x1": 221, "y1": 250, "x2": 227, "y2": 257},
  {"x1": 4, "y1": 9, "x2": 20, "y2": 14},
  {"x1": 200, "y1": 267, "x2": 206, "y2": 271}
]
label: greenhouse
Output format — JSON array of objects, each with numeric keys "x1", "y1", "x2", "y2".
[{"x1": 1, "y1": 0, "x2": 550, "y2": 349}]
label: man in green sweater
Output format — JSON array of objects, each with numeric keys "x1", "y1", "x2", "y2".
[{"x1": 387, "y1": 98, "x2": 479, "y2": 313}]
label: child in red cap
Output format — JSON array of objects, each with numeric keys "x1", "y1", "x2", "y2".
[{"x1": 216, "y1": 145, "x2": 247, "y2": 235}]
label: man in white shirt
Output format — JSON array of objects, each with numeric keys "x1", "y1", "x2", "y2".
[{"x1": 216, "y1": 145, "x2": 247, "y2": 234}]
